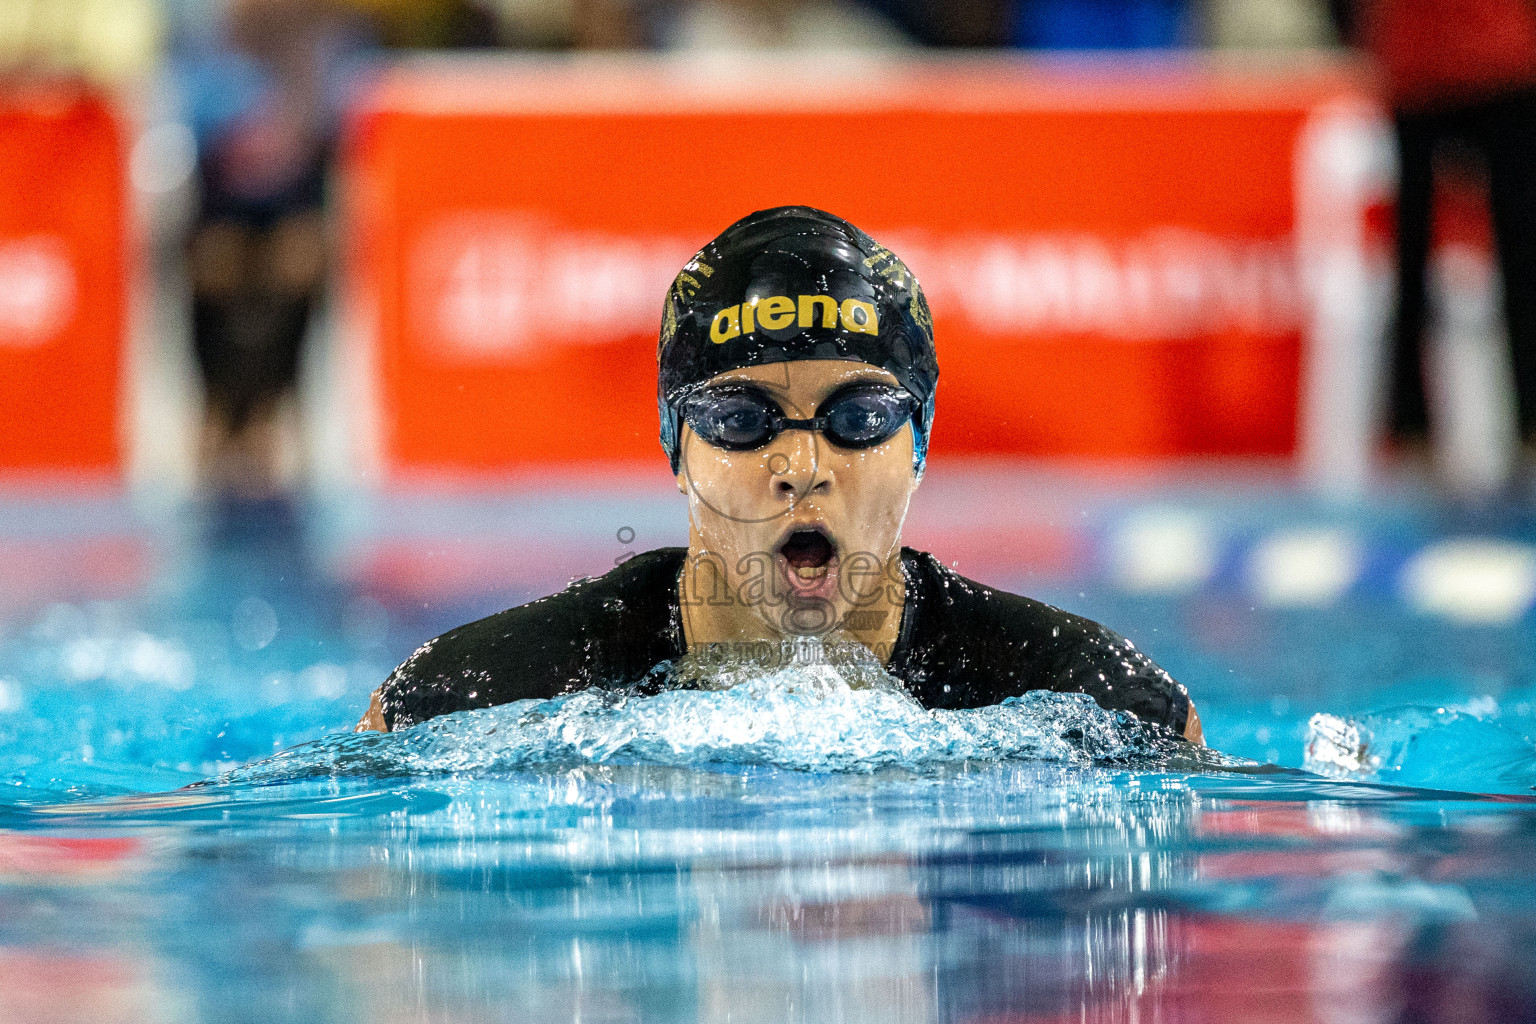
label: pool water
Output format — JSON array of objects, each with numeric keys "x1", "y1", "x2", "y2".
[{"x1": 4, "y1": 467, "x2": 1536, "y2": 1022}]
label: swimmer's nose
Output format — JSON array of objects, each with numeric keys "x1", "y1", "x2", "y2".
[{"x1": 770, "y1": 429, "x2": 830, "y2": 501}]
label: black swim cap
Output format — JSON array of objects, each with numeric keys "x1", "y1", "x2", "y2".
[{"x1": 658, "y1": 206, "x2": 938, "y2": 474}]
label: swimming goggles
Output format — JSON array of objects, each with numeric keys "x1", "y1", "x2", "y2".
[{"x1": 681, "y1": 382, "x2": 920, "y2": 452}]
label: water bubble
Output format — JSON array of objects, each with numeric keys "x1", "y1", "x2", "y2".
[{"x1": 232, "y1": 598, "x2": 278, "y2": 652}]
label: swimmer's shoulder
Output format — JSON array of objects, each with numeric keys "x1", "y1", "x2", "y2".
[
  {"x1": 898, "y1": 547, "x2": 1098, "y2": 648},
  {"x1": 377, "y1": 547, "x2": 687, "y2": 730},
  {"x1": 895, "y1": 548, "x2": 1190, "y2": 733}
]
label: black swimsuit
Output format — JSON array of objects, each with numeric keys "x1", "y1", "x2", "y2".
[{"x1": 378, "y1": 547, "x2": 1191, "y2": 735}]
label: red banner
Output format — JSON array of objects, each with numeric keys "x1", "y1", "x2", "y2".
[
  {"x1": 343, "y1": 58, "x2": 1374, "y2": 477},
  {"x1": 0, "y1": 84, "x2": 125, "y2": 475}
]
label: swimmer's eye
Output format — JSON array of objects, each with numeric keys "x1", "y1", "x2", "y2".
[
  {"x1": 683, "y1": 389, "x2": 781, "y2": 450},
  {"x1": 818, "y1": 386, "x2": 917, "y2": 449}
]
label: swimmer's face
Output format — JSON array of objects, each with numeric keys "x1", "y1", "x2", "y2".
[{"x1": 676, "y1": 359, "x2": 921, "y2": 641}]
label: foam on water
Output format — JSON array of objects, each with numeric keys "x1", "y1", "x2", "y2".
[
  {"x1": 219, "y1": 648, "x2": 1218, "y2": 786},
  {"x1": 1305, "y1": 705, "x2": 1536, "y2": 794}
]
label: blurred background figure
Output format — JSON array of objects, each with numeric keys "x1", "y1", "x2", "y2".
[
  {"x1": 173, "y1": 0, "x2": 369, "y2": 496},
  {"x1": 167, "y1": 0, "x2": 515, "y2": 499},
  {"x1": 1343, "y1": 0, "x2": 1536, "y2": 482},
  {"x1": 171, "y1": 3, "x2": 324, "y2": 497}
]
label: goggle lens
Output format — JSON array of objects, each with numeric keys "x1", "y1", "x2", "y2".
[
  {"x1": 823, "y1": 388, "x2": 913, "y2": 447},
  {"x1": 686, "y1": 391, "x2": 777, "y2": 450}
]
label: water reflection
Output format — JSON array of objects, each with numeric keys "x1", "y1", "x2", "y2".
[
  {"x1": 1, "y1": 763, "x2": 1535, "y2": 1021},
  {"x1": 17, "y1": 765, "x2": 1196, "y2": 1021}
]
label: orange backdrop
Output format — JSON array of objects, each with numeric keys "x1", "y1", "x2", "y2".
[
  {"x1": 345, "y1": 60, "x2": 1369, "y2": 477},
  {"x1": 0, "y1": 84, "x2": 124, "y2": 474}
]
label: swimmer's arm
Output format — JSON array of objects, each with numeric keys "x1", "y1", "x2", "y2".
[
  {"x1": 1184, "y1": 700, "x2": 1204, "y2": 745},
  {"x1": 355, "y1": 688, "x2": 388, "y2": 733}
]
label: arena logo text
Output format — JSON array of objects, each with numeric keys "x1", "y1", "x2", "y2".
[{"x1": 709, "y1": 295, "x2": 878, "y2": 343}]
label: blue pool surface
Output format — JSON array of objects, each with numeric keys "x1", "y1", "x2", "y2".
[{"x1": 3, "y1": 465, "x2": 1536, "y2": 1022}]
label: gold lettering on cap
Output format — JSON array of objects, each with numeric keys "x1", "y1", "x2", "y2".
[
  {"x1": 710, "y1": 305, "x2": 742, "y2": 344},
  {"x1": 714, "y1": 294, "x2": 881, "y2": 340},
  {"x1": 840, "y1": 298, "x2": 878, "y2": 335},
  {"x1": 798, "y1": 294, "x2": 838, "y2": 328},
  {"x1": 660, "y1": 299, "x2": 678, "y2": 353},
  {"x1": 758, "y1": 296, "x2": 796, "y2": 330}
]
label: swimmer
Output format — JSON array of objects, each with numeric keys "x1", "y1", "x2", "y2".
[{"x1": 357, "y1": 206, "x2": 1203, "y2": 744}]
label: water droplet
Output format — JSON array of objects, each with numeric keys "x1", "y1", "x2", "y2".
[{"x1": 232, "y1": 598, "x2": 278, "y2": 652}]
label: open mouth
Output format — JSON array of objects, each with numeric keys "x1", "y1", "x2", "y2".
[{"x1": 777, "y1": 527, "x2": 836, "y2": 582}]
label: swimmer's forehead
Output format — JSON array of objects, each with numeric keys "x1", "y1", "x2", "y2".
[{"x1": 703, "y1": 360, "x2": 899, "y2": 397}]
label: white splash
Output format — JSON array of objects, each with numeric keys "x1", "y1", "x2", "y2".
[
  {"x1": 221, "y1": 652, "x2": 1188, "y2": 785},
  {"x1": 1305, "y1": 706, "x2": 1536, "y2": 793}
]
